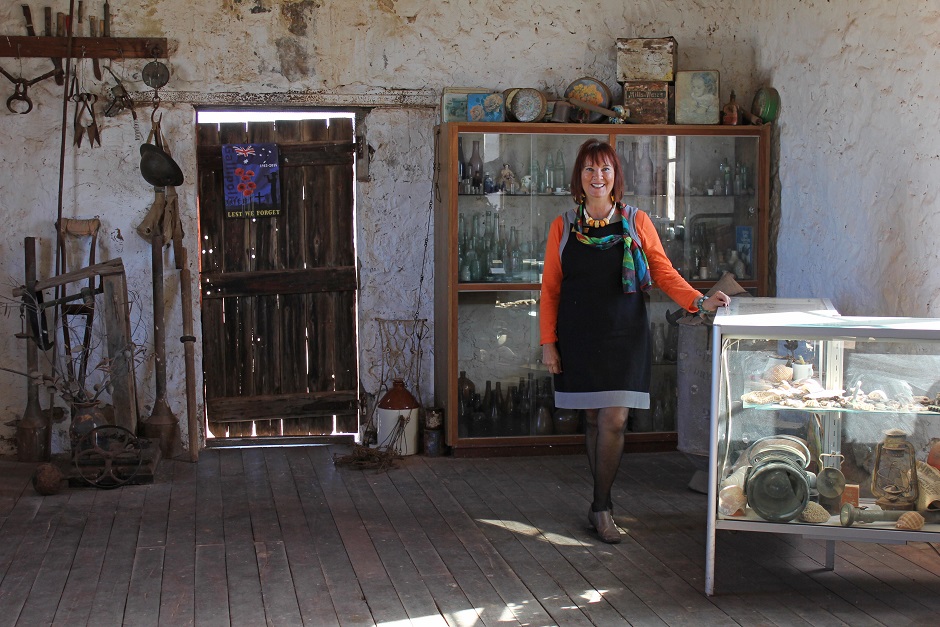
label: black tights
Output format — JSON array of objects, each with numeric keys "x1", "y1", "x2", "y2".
[{"x1": 584, "y1": 407, "x2": 629, "y2": 512}]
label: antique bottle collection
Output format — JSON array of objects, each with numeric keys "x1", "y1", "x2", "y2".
[{"x1": 437, "y1": 122, "x2": 769, "y2": 452}]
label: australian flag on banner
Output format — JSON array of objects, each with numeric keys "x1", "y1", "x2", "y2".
[{"x1": 222, "y1": 143, "x2": 281, "y2": 218}]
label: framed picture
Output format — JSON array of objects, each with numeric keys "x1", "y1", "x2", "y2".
[
  {"x1": 675, "y1": 70, "x2": 720, "y2": 124},
  {"x1": 466, "y1": 92, "x2": 505, "y2": 122}
]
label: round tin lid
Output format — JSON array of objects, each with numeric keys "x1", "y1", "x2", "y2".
[
  {"x1": 563, "y1": 77, "x2": 612, "y2": 122},
  {"x1": 510, "y1": 88, "x2": 547, "y2": 122},
  {"x1": 751, "y1": 87, "x2": 780, "y2": 123}
]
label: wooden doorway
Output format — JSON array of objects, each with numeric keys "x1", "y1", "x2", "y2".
[{"x1": 195, "y1": 114, "x2": 359, "y2": 443}]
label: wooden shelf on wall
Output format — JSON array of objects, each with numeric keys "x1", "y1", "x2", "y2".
[{"x1": 0, "y1": 36, "x2": 167, "y2": 59}]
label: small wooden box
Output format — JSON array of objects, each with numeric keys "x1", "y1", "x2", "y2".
[
  {"x1": 623, "y1": 81, "x2": 672, "y2": 124},
  {"x1": 616, "y1": 37, "x2": 678, "y2": 82}
]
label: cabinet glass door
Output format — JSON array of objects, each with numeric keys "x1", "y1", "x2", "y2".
[
  {"x1": 617, "y1": 134, "x2": 760, "y2": 283},
  {"x1": 456, "y1": 132, "x2": 605, "y2": 286}
]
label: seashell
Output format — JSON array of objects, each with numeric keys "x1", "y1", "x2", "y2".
[
  {"x1": 767, "y1": 364, "x2": 793, "y2": 383},
  {"x1": 718, "y1": 485, "x2": 747, "y2": 517},
  {"x1": 800, "y1": 501, "x2": 830, "y2": 523},
  {"x1": 896, "y1": 511, "x2": 925, "y2": 530},
  {"x1": 781, "y1": 398, "x2": 806, "y2": 408},
  {"x1": 867, "y1": 389, "x2": 888, "y2": 402},
  {"x1": 742, "y1": 390, "x2": 784, "y2": 405},
  {"x1": 805, "y1": 388, "x2": 845, "y2": 400}
]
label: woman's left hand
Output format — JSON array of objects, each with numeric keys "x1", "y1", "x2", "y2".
[{"x1": 703, "y1": 291, "x2": 731, "y2": 312}]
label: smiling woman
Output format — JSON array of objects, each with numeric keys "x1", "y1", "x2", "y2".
[{"x1": 539, "y1": 138, "x2": 731, "y2": 543}]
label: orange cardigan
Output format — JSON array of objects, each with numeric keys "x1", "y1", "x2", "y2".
[{"x1": 539, "y1": 210, "x2": 702, "y2": 345}]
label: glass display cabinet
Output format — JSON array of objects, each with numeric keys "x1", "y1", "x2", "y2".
[
  {"x1": 706, "y1": 301, "x2": 940, "y2": 595},
  {"x1": 434, "y1": 122, "x2": 771, "y2": 454}
]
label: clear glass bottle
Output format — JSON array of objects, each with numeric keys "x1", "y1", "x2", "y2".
[
  {"x1": 706, "y1": 243, "x2": 720, "y2": 278},
  {"x1": 544, "y1": 153, "x2": 554, "y2": 192},
  {"x1": 637, "y1": 141, "x2": 654, "y2": 196},
  {"x1": 616, "y1": 141, "x2": 629, "y2": 192},
  {"x1": 554, "y1": 149, "x2": 565, "y2": 189}
]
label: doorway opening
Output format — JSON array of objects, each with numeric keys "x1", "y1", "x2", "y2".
[{"x1": 194, "y1": 109, "x2": 360, "y2": 446}]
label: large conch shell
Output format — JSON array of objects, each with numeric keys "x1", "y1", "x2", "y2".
[
  {"x1": 896, "y1": 511, "x2": 925, "y2": 530},
  {"x1": 767, "y1": 363, "x2": 793, "y2": 383},
  {"x1": 718, "y1": 485, "x2": 747, "y2": 516}
]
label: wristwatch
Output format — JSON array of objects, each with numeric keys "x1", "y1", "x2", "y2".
[{"x1": 695, "y1": 295, "x2": 707, "y2": 314}]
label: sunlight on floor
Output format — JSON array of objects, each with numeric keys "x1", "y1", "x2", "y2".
[{"x1": 476, "y1": 518, "x2": 584, "y2": 546}]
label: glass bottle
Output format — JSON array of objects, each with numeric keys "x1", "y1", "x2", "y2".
[
  {"x1": 706, "y1": 243, "x2": 719, "y2": 278},
  {"x1": 505, "y1": 385, "x2": 518, "y2": 435},
  {"x1": 457, "y1": 370, "x2": 475, "y2": 404},
  {"x1": 629, "y1": 142, "x2": 639, "y2": 192},
  {"x1": 469, "y1": 140, "x2": 484, "y2": 188},
  {"x1": 457, "y1": 136, "x2": 466, "y2": 182},
  {"x1": 530, "y1": 158, "x2": 540, "y2": 195},
  {"x1": 637, "y1": 141, "x2": 653, "y2": 196},
  {"x1": 616, "y1": 141, "x2": 629, "y2": 192},
  {"x1": 481, "y1": 380, "x2": 493, "y2": 417},
  {"x1": 554, "y1": 149, "x2": 565, "y2": 189},
  {"x1": 544, "y1": 153, "x2": 554, "y2": 192}
]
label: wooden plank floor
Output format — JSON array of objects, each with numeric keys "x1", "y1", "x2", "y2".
[{"x1": 0, "y1": 448, "x2": 938, "y2": 626}]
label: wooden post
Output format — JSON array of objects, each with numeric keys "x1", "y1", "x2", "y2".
[
  {"x1": 100, "y1": 267, "x2": 139, "y2": 433},
  {"x1": 17, "y1": 237, "x2": 50, "y2": 462}
]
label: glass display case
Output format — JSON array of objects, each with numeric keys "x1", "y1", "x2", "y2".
[
  {"x1": 705, "y1": 300, "x2": 940, "y2": 595},
  {"x1": 434, "y1": 122, "x2": 771, "y2": 454}
]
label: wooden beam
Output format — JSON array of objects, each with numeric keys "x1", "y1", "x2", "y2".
[
  {"x1": 0, "y1": 36, "x2": 167, "y2": 59},
  {"x1": 201, "y1": 267, "x2": 358, "y2": 299},
  {"x1": 206, "y1": 391, "x2": 358, "y2": 421}
]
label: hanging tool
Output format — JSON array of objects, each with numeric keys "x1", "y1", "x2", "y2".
[
  {"x1": 43, "y1": 7, "x2": 65, "y2": 85},
  {"x1": 70, "y1": 72, "x2": 100, "y2": 147},
  {"x1": 88, "y1": 16, "x2": 102, "y2": 80},
  {"x1": 0, "y1": 63, "x2": 61, "y2": 114},
  {"x1": 21, "y1": 5, "x2": 36, "y2": 36}
]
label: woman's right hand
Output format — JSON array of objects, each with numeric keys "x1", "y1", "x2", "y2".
[{"x1": 542, "y1": 343, "x2": 562, "y2": 375}]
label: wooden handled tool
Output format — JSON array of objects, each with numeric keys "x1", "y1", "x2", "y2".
[
  {"x1": 21, "y1": 5, "x2": 36, "y2": 36},
  {"x1": 45, "y1": 7, "x2": 65, "y2": 85},
  {"x1": 89, "y1": 17, "x2": 102, "y2": 80},
  {"x1": 567, "y1": 97, "x2": 626, "y2": 121}
]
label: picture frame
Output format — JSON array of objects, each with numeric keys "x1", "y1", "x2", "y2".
[{"x1": 674, "y1": 70, "x2": 720, "y2": 124}]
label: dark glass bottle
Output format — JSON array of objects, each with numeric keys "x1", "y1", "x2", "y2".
[
  {"x1": 469, "y1": 140, "x2": 484, "y2": 188},
  {"x1": 457, "y1": 136, "x2": 467, "y2": 182}
]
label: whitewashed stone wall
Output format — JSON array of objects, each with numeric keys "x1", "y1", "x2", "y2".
[{"x1": 0, "y1": 0, "x2": 933, "y2": 454}]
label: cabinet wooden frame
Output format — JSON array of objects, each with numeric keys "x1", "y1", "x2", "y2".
[{"x1": 435, "y1": 122, "x2": 772, "y2": 455}]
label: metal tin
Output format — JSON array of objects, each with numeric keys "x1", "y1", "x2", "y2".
[
  {"x1": 550, "y1": 100, "x2": 573, "y2": 123},
  {"x1": 509, "y1": 88, "x2": 547, "y2": 122},
  {"x1": 616, "y1": 37, "x2": 678, "y2": 82},
  {"x1": 751, "y1": 87, "x2": 780, "y2": 123},
  {"x1": 564, "y1": 77, "x2": 612, "y2": 122},
  {"x1": 622, "y1": 80, "x2": 672, "y2": 124}
]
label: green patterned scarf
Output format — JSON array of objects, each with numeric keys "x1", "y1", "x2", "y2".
[{"x1": 571, "y1": 202, "x2": 652, "y2": 293}]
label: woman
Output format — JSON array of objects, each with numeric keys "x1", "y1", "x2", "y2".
[{"x1": 540, "y1": 139, "x2": 729, "y2": 543}]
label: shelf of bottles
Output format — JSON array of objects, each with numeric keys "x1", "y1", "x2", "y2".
[
  {"x1": 455, "y1": 132, "x2": 606, "y2": 287},
  {"x1": 442, "y1": 125, "x2": 767, "y2": 445},
  {"x1": 454, "y1": 131, "x2": 761, "y2": 288}
]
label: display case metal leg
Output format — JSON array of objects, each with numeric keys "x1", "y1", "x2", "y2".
[{"x1": 825, "y1": 540, "x2": 836, "y2": 570}]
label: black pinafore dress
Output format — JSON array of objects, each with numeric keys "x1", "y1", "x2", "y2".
[{"x1": 552, "y1": 209, "x2": 651, "y2": 410}]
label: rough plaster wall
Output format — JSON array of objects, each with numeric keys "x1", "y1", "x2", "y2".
[
  {"x1": 0, "y1": 0, "x2": 772, "y2": 454},
  {"x1": 756, "y1": 1, "x2": 940, "y2": 316}
]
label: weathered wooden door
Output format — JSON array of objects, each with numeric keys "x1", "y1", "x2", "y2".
[{"x1": 195, "y1": 117, "x2": 358, "y2": 441}]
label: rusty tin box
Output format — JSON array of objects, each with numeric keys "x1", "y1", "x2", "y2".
[
  {"x1": 616, "y1": 37, "x2": 678, "y2": 82},
  {"x1": 623, "y1": 81, "x2": 672, "y2": 124}
]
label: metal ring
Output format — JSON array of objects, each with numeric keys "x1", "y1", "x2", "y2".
[{"x1": 7, "y1": 82, "x2": 32, "y2": 114}]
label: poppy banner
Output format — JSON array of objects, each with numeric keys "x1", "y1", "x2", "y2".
[{"x1": 222, "y1": 143, "x2": 281, "y2": 218}]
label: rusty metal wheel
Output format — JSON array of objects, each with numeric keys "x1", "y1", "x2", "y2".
[{"x1": 73, "y1": 425, "x2": 143, "y2": 488}]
